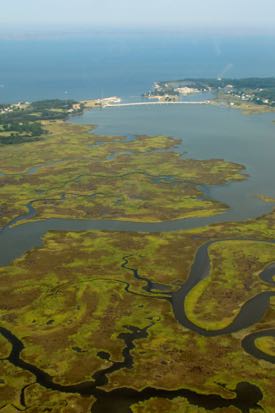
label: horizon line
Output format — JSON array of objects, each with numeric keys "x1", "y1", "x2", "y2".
[{"x1": 1, "y1": 23, "x2": 275, "y2": 36}]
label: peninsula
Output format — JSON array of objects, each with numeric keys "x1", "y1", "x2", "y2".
[{"x1": 144, "y1": 77, "x2": 275, "y2": 113}]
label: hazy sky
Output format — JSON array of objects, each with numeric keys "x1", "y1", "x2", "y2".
[{"x1": 2, "y1": 0, "x2": 275, "y2": 31}]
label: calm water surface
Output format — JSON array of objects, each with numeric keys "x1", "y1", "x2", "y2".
[
  {"x1": 1, "y1": 33, "x2": 275, "y2": 102},
  {"x1": 73, "y1": 104, "x2": 275, "y2": 221}
]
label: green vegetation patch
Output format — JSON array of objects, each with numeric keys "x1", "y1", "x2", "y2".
[
  {"x1": 0, "y1": 225, "x2": 275, "y2": 410},
  {"x1": 185, "y1": 241, "x2": 275, "y2": 330},
  {"x1": 0, "y1": 119, "x2": 246, "y2": 227}
]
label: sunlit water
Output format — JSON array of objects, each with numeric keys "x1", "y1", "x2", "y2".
[
  {"x1": 1, "y1": 33, "x2": 275, "y2": 102},
  {"x1": 73, "y1": 103, "x2": 275, "y2": 221}
]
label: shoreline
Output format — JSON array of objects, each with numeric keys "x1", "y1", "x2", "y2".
[{"x1": 80, "y1": 95, "x2": 275, "y2": 116}]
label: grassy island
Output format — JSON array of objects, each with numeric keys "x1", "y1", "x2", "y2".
[{"x1": 0, "y1": 117, "x2": 245, "y2": 228}]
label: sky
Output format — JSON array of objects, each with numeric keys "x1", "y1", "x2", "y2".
[{"x1": 1, "y1": 0, "x2": 275, "y2": 32}]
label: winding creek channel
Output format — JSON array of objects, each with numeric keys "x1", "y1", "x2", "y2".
[{"x1": 1, "y1": 104, "x2": 275, "y2": 411}]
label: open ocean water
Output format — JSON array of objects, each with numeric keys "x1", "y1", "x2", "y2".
[{"x1": 0, "y1": 32, "x2": 275, "y2": 103}]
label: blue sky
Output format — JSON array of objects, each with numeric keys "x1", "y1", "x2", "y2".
[{"x1": 2, "y1": 0, "x2": 275, "y2": 31}]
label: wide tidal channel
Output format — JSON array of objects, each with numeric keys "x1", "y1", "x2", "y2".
[{"x1": 73, "y1": 103, "x2": 275, "y2": 222}]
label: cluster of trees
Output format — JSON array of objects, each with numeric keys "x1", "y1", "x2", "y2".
[
  {"x1": 2, "y1": 121, "x2": 44, "y2": 135},
  {"x1": 0, "y1": 99, "x2": 83, "y2": 145},
  {"x1": 253, "y1": 88, "x2": 275, "y2": 104},
  {"x1": 144, "y1": 88, "x2": 179, "y2": 97},
  {"x1": 0, "y1": 110, "x2": 46, "y2": 144},
  {"x1": 227, "y1": 78, "x2": 275, "y2": 89},
  {"x1": 30, "y1": 99, "x2": 78, "y2": 111},
  {"x1": 0, "y1": 135, "x2": 41, "y2": 145}
]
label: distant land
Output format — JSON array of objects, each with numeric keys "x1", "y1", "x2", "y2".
[
  {"x1": 1, "y1": 77, "x2": 275, "y2": 147},
  {"x1": 144, "y1": 77, "x2": 275, "y2": 112}
]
